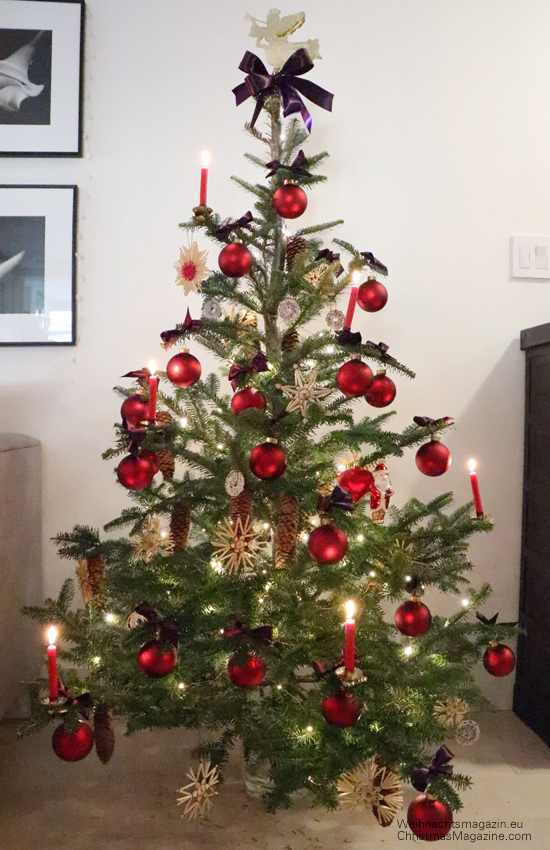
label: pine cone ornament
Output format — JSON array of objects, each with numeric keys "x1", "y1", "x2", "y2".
[
  {"x1": 275, "y1": 495, "x2": 299, "y2": 568},
  {"x1": 76, "y1": 556, "x2": 105, "y2": 605},
  {"x1": 156, "y1": 411, "x2": 173, "y2": 427},
  {"x1": 286, "y1": 234, "x2": 308, "y2": 270},
  {"x1": 171, "y1": 502, "x2": 191, "y2": 551},
  {"x1": 94, "y1": 703, "x2": 115, "y2": 764},
  {"x1": 156, "y1": 411, "x2": 176, "y2": 481},
  {"x1": 282, "y1": 328, "x2": 300, "y2": 352},
  {"x1": 230, "y1": 489, "x2": 253, "y2": 527}
]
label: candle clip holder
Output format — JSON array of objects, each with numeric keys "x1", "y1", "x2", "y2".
[
  {"x1": 192, "y1": 204, "x2": 213, "y2": 225},
  {"x1": 41, "y1": 697, "x2": 68, "y2": 714},
  {"x1": 335, "y1": 666, "x2": 367, "y2": 686}
]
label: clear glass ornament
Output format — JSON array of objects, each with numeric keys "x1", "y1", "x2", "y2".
[
  {"x1": 278, "y1": 296, "x2": 300, "y2": 322},
  {"x1": 455, "y1": 719, "x2": 480, "y2": 746},
  {"x1": 326, "y1": 309, "x2": 345, "y2": 332},
  {"x1": 202, "y1": 298, "x2": 222, "y2": 320}
]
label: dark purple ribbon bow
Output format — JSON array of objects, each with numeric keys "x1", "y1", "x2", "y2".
[
  {"x1": 160, "y1": 309, "x2": 202, "y2": 348},
  {"x1": 127, "y1": 431, "x2": 147, "y2": 452},
  {"x1": 58, "y1": 682, "x2": 93, "y2": 718},
  {"x1": 313, "y1": 657, "x2": 344, "y2": 678},
  {"x1": 413, "y1": 415, "x2": 454, "y2": 429},
  {"x1": 411, "y1": 746, "x2": 454, "y2": 792},
  {"x1": 476, "y1": 612, "x2": 518, "y2": 628},
  {"x1": 361, "y1": 252, "x2": 388, "y2": 277},
  {"x1": 265, "y1": 149, "x2": 309, "y2": 179},
  {"x1": 233, "y1": 48, "x2": 334, "y2": 132},
  {"x1": 215, "y1": 211, "x2": 254, "y2": 242},
  {"x1": 338, "y1": 327, "x2": 362, "y2": 347},
  {"x1": 134, "y1": 601, "x2": 179, "y2": 647},
  {"x1": 122, "y1": 367, "x2": 151, "y2": 380},
  {"x1": 224, "y1": 617, "x2": 273, "y2": 645},
  {"x1": 228, "y1": 349, "x2": 269, "y2": 391},
  {"x1": 364, "y1": 341, "x2": 390, "y2": 356},
  {"x1": 316, "y1": 249, "x2": 344, "y2": 276},
  {"x1": 319, "y1": 485, "x2": 355, "y2": 514}
]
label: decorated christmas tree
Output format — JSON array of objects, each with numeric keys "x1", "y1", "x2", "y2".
[{"x1": 22, "y1": 11, "x2": 518, "y2": 842}]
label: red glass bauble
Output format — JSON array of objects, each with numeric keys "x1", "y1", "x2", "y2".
[
  {"x1": 407, "y1": 794, "x2": 453, "y2": 841},
  {"x1": 52, "y1": 721, "x2": 94, "y2": 762},
  {"x1": 357, "y1": 278, "x2": 388, "y2": 313},
  {"x1": 395, "y1": 599, "x2": 432, "y2": 637},
  {"x1": 141, "y1": 450, "x2": 160, "y2": 474},
  {"x1": 336, "y1": 359, "x2": 374, "y2": 398},
  {"x1": 121, "y1": 394, "x2": 148, "y2": 427},
  {"x1": 272, "y1": 184, "x2": 308, "y2": 219},
  {"x1": 321, "y1": 691, "x2": 360, "y2": 727},
  {"x1": 416, "y1": 441, "x2": 452, "y2": 477},
  {"x1": 483, "y1": 643, "x2": 516, "y2": 677},
  {"x1": 116, "y1": 454, "x2": 155, "y2": 491},
  {"x1": 249, "y1": 442, "x2": 286, "y2": 480},
  {"x1": 219, "y1": 242, "x2": 253, "y2": 277},
  {"x1": 365, "y1": 372, "x2": 396, "y2": 408},
  {"x1": 227, "y1": 654, "x2": 266, "y2": 688},
  {"x1": 231, "y1": 386, "x2": 267, "y2": 415},
  {"x1": 137, "y1": 639, "x2": 178, "y2": 678},
  {"x1": 166, "y1": 351, "x2": 202, "y2": 388},
  {"x1": 338, "y1": 467, "x2": 375, "y2": 502},
  {"x1": 308, "y1": 524, "x2": 348, "y2": 565}
]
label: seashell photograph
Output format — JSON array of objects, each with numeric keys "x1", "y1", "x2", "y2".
[{"x1": 0, "y1": 28, "x2": 52, "y2": 125}]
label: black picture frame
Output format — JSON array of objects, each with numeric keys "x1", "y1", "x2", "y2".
[
  {"x1": 0, "y1": 0, "x2": 84, "y2": 157},
  {"x1": 0, "y1": 185, "x2": 77, "y2": 346}
]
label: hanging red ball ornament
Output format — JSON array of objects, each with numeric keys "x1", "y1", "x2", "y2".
[
  {"x1": 121, "y1": 394, "x2": 148, "y2": 427},
  {"x1": 249, "y1": 442, "x2": 286, "y2": 480},
  {"x1": 137, "y1": 639, "x2": 178, "y2": 678},
  {"x1": 483, "y1": 642, "x2": 516, "y2": 677},
  {"x1": 166, "y1": 351, "x2": 202, "y2": 388},
  {"x1": 336, "y1": 359, "x2": 374, "y2": 398},
  {"x1": 407, "y1": 793, "x2": 453, "y2": 841},
  {"x1": 52, "y1": 721, "x2": 94, "y2": 762},
  {"x1": 357, "y1": 277, "x2": 388, "y2": 313},
  {"x1": 338, "y1": 467, "x2": 375, "y2": 502},
  {"x1": 116, "y1": 454, "x2": 155, "y2": 491},
  {"x1": 416, "y1": 441, "x2": 452, "y2": 477},
  {"x1": 219, "y1": 242, "x2": 253, "y2": 277},
  {"x1": 231, "y1": 386, "x2": 267, "y2": 415},
  {"x1": 227, "y1": 653, "x2": 267, "y2": 688},
  {"x1": 365, "y1": 371, "x2": 396, "y2": 408},
  {"x1": 395, "y1": 598, "x2": 432, "y2": 637},
  {"x1": 308, "y1": 524, "x2": 348, "y2": 565},
  {"x1": 272, "y1": 183, "x2": 308, "y2": 219},
  {"x1": 321, "y1": 691, "x2": 360, "y2": 727},
  {"x1": 141, "y1": 450, "x2": 160, "y2": 474}
]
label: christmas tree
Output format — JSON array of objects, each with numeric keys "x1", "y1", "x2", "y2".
[{"x1": 22, "y1": 12, "x2": 518, "y2": 842}]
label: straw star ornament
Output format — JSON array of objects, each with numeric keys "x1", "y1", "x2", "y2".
[
  {"x1": 176, "y1": 760, "x2": 219, "y2": 820},
  {"x1": 337, "y1": 756, "x2": 403, "y2": 826},
  {"x1": 278, "y1": 365, "x2": 333, "y2": 418},
  {"x1": 212, "y1": 516, "x2": 265, "y2": 575},
  {"x1": 174, "y1": 242, "x2": 209, "y2": 294}
]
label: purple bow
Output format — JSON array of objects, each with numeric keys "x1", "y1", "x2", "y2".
[
  {"x1": 122, "y1": 367, "x2": 151, "y2": 381},
  {"x1": 58, "y1": 682, "x2": 93, "y2": 719},
  {"x1": 411, "y1": 746, "x2": 454, "y2": 792},
  {"x1": 316, "y1": 249, "x2": 344, "y2": 276},
  {"x1": 364, "y1": 341, "x2": 390, "y2": 356},
  {"x1": 338, "y1": 327, "x2": 362, "y2": 347},
  {"x1": 228, "y1": 350, "x2": 269, "y2": 391},
  {"x1": 160, "y1": 309, "x2": 202, "y2": 348},
  {"x1": 413, "y1": 416, "x2": 454, "y2": 429},
  {"x1": 233, "y1": 48, "x2": 334, "y2": 132},
  {"x1": 361, "y1": 252, "x2": 388, "y2": 277},
  {"x1": 215, "y1": 211, "x2": 254, "y2": 242},
  {"x1": 126, "y1": 431, "x2": 147, "y2": 452},
  {"x1": 134, "y1": 601, "x2": 179, "y2": 647},
  {"x1": 319, "y1": 486, "x2": 355, "y2": 514},
  {"x1": 265, "y1": 149, "x2": 309, "y2": 179},
  {"x1": 224, "y1": 617, "x2": 273, "y2": 645}
]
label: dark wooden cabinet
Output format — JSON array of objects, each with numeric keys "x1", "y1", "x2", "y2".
[{"x1": 514, "y1": 322, "x2": 550, "y2": 745}]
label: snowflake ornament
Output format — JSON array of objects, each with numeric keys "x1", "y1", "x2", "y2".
[
  {"x1": 176, "y1": 760, "x2": 219, "y2": 820},
  {"x1": 338, "y1": 757, "x2": 403, "y2": 826},
  {"x1": 278, "y1": 365, "x2": 333, "y2": 418},
  {"x1": 433, "y1": 697, "x2": 469, "y2": 729},
  {"x1": 202, "y1": 298, "x2": 222, "y2": 320},
  {"x1": 326, "y1": 309, "x2": 345, "y2": 332},
  {"x1": 132, "y1": 516, "x2": 174, "y2": 564},
  {"x1": 174, "y1": 242, "x2": 209, "y2": 295},
  {"x1": 212, "y1": 516, "x2": 265, "y2": 575},
  {"x1": 225, "y1": 470, "x2": 245, "y2": 497},
  {"x1": 278, "y1": 296, "x2": 300, "y2": 323}
]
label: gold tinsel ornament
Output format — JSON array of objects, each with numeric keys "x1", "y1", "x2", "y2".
[
  {"x1": 433, "y1": 697, "x2": 470, "y2": 729},
  {"x1": 212, "y1": 516, "x2": 265, "y2": 575},
  {"x1": 278, "y1": 365, "x2": 333, "y2": 418},
  {"x1": 337, "y1": 756, "x2": 403, "y2": 826},
  {"x1": 176, "y1": 760, "x2": 219, "y2": 820},
  {"x1": 132, "y1": 516, "x2": 174, "y2": 563}
]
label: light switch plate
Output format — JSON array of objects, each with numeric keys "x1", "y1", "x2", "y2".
[{"x1": 511, "y1": 236, "x2": 550, "y2": 279}]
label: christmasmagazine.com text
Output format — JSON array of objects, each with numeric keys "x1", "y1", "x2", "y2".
[{"x1": 397, "y1": 820, "x2": 532, "y2": 841}]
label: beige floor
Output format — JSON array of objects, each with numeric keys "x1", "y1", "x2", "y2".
[{"x1": 1, "y1": 711, "x2": 549, "y2": 849}]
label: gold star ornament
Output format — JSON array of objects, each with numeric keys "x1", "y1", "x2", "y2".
[
  {"x1": 278, "y1": 365, "x2": 333, "y2": 418},
  {"x1": 176, "y1": 760, "x2": 219, "y2": 820},
  {"x1": 337, "y1": 756, "x2": 403, "y2": 826}
]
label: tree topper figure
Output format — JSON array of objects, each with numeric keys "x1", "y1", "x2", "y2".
[{"x1": 245, "y1": 9, "x2": 321, "y2": 69}]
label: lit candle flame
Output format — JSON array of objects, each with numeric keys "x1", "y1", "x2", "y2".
[
  {"x1": 468, "y1": 459, "x2": 477, "y2": 473},
  {"x1": 47, "y1": 626, "x2": 57, "y2": 646},
  {"x1": 345, "y1": 600, "x2": 355, "y2": 620},
  {"x1": 201, "y1": 151, "x2": 210, "y2": 167},
  {"x1": 351, "y1": 270, "x2": 361, "y2": 286},
  {"x1": 148, "y1": 360, "x2": 157, "y2": 376}
]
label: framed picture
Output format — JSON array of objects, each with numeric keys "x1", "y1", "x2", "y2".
[
  {"x1": 0, "y1": 185, "x2": 77, "y2": 345},
  {"x1": 0, "y1": 0, "x2": 84, "y2": 156}
]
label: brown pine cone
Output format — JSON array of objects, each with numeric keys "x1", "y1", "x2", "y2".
[
  {"x1": 156, "y1": 449, "x2": 175, "y2": 481},
  {"x1": 282, "y1": 328, "x2": 300, "y2": 351},
  {"x1": 275, "y1": 495, "x2": 299, "y2": 568},
  {"x1": 230, "y1": 489, "x2": 253, "y2": 527},
  {"x1": 171, "y1": 502, "x2": 191, "y2": 551},
  {"x1": 77, "y1": 556, "x2": 105, "y2": 605},
  {"x1": 156, "y1": 411, "x2": 173, "y2": 426},
  {"x1": 94, "y1": 703, "x2": 115, "y2": 764},
  {"x1": 286, "y1": 234, "x2": 308, "y2": 270}
]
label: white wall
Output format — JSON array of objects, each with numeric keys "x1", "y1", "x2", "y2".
[{"x1": 3, "y1": 0, "x2": 550, "y2": 709}]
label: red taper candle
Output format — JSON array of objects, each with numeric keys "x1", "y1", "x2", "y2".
[
  {"x1": 344, "y1": 271, "x2": 361, "y2": 329},
  {"x1": 344, "y1": 601, "x2": 356, "y2": 674},
  {"x1": 148, "y1": 360, "x2": 158, "y2": 421},
  {"x1": 468, "y1": 459, "x2": 484, "y2": 517},
  {"x1": 47, "y1": 626, "x2": 58, "y2": 702},
  {"x1": 199, "y1": 151, "x2": 210, "y2": 206}
]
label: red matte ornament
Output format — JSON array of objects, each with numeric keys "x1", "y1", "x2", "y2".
[
  {"x1": 227, "y1": 653, "x2": 267, "y2": 688},
  {"x1": 52, "y1": 721, "x2": 94, "y2": 762},
  {"x1": 308, "y1": 524, "x2": 348, "y2": 565},
  {"x1": 321, "y1": 691, "x2": 360, "y2": 727},
  {"x1": 249, "y1": 442, "x2": 287, "y2": 480},
  {"x1": 116, "y1": 454, "x2": 155, "y2": 491},
  {"x1": 273, "y1": 183, "x2": 308, "y2": 219},
  {"x1": 395, "y1": 598, "x2": 432, "y2": 637},
  {"x1": 231, "y1": 386, "x2": 267, "y2": 415},
  {"x1": 121, "y1": 394, "x2": 148, "y2": 427},
  {"x1": 338, "y1": 467, "x2": 375, "y2": 502},
  {"x1": 416, "y1": 441, "x2": 452, "y2": 477},
  {"x1": 483, "y1": 643, "x2": 516, "y2": 677},
  {"x1": 137, "y1": 639, "x2": 178, "y2": 678},
  {"x1": 219, "y1": 242, "x2": 252, "y2": 277},
  {"x1": 166, "y1": 351, "x2": 202, "y2": 388},
  {"x1": 407, "y1": 793, "x2": 453, "y2": 841},
  {"x1": 357, "y1": 278, "x2": 388, "y2": 313},
  {"x1": 365, "y1": 372, "x2": 396, "y2": 408},
  {"x1": 336, "y1": 359, "x2": 374, "y2": 398}
]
